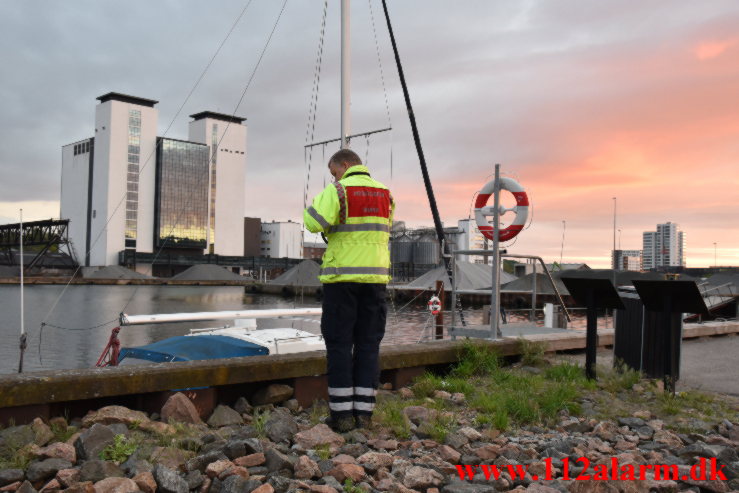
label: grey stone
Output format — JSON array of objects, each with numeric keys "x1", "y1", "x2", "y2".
[
  {"x1": 26, "y1": 458, "x2": 73, "y2": 482},
  {"x1": 318, "y1": 459, "x2": 334, "y2": 475},
  {"x1": 251, "y1": 384, "x2": 294, "y2": 406},
  {"x1": 265, "y1": 447, "x2": 294, "y2": 472},
  {"x1": 79, "y1": 459, "x2": 125, "y2": 483},
  {"x1": 185, "y1": 469, "x2": 204, "y2": 490},
  {"x1": 634, "y1": 425, "x2": 655, "y2": 439},
  {"x1": 445, "y1": 433, "x2": 470, "y2": 450},
  {"x1": 339, "y1": 443, "x2": 368, "y2": 458},
  {"x1": 265, "y1": 409, "x2": 298, "y2": 444},
  {"x1": 284, "y1": 399, "x2": 301, "y2": 413},
  {"x1": 0, "y1": 426, "x2": 34, "y2": 450},
  {"x1": 108, "y1": 423, "x2": 129, "y2": 436},
  {"x1": 121, "y1": 456, "x2": 153, "y2": 477},
  {"x1": 618, "y1": 417, "x2": 646, "y2": 428},
  {"x1": 209, "y1": 477, "x2": 223, "y2": 493},
  {"x1": 201, "y1": 439, "x2": 227, "y2": 454},
  {"x1": 220, "y1": 475, "x2": 253, "y2": 493},
  {"x1": 247, "y1": 466, "x2": 268, "y2": 476},
  {"x1": 16, "y1": 480, "x2": 37, "y2": 493},
  {"x1": 186, "y1": 450, "x2": 229, "y2": 472},
  {"x1": 345, "y1": 430, "x2": 368, "y2": 444},
  {"x1": 268, "y1": 473, "x2": 292, "y2": 492},
  {"x1": 0, "y1": 469, "x2": 24, "y2": 487},
  {"x1": 207, "y1": 405, "x2": 244, "y2": 428},
  {"x1": 153, "y1": 464, "x2": 188, "y2": 493},
  {"x1": 320, "y1": 475, "x2": 342, "y2": 490},
  {"x1": 74, "y1": 423, "x2": 116, "y2": 461},
  {"x1": 232, "y1": 426, "x2": 259, "y2": 440},
  {"x1": 233, "y1": 397, "x2": 253, "y2": 415}
]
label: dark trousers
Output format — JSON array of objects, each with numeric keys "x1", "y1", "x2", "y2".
[{"x1": 321, "y1": 282, "x2": 387, "y2": 418}]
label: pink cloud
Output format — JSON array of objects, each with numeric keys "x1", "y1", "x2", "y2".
[{"x1": 693, "y1": 38, "x2": 738, "y2": 60}]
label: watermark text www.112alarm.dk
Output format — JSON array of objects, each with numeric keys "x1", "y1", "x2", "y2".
[{"x1": 456, "y1": 457, "x2": 727, "y2": 482}]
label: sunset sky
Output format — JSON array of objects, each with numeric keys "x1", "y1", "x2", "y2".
[{"x1": 0, "y1": 1, "x2": 737, "y2": 268}]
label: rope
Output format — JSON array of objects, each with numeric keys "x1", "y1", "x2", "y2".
[{"x1": 37, "y1": 0, "x2": 257, "y2": 335}]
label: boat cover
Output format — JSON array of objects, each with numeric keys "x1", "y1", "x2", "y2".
[{"x1": 119, "y1": 335, "x2": 269, "y2": 363}]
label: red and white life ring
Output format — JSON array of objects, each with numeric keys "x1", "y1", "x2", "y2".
[
  {"x1": 474, "y1": 177, "x2": 529, "y2": 242},
  {"x1": 428, "y1": 295, "x2": 441, "y2": 316}
]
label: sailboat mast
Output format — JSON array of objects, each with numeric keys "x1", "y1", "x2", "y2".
[{"x1": 340, "y1": 0, "x2": 351, "y2": 149}]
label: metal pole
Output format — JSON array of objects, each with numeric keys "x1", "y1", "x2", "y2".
[
  {"x1": 559, "y1": 220, "x2": 565, "y2": 266},
  {"x1": 531, "y1": 260, "x2": 537, "y2": 323},
  {"x1": 611, "y1": 197, "x2": 617, "y2": 329},
  {"x1": 450, "y1": 247, "x2": 456, "y2": 336},
  {"x1": 340, "y1": 0, "x2": 351, "y2": 149},
  {"x1": 435, "y1": 279, "x2": 444, "y2": 340},
  {"x1": 713, "y1": 242, "x2": 717, "y2": 267},
  {"x1": 491, "y1": 164, "x2": 501, "y2": 339},
  {"x1": 18, "y1": 209, "x2": 26, "y2": 374}
]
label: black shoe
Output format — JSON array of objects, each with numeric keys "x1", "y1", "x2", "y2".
[
  {"x1": 355, "y1": 414, "x2": 372, "y2": 429},
  {"x1": 326, "y1": 415, "x2": 355, "y2": 433}
]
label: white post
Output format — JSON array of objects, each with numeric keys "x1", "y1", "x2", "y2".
[
  {"x1": 340, "y1": 0, "x2": 351, "y2": 149},
  {"x1": 491, "y1": 164, "x2": 502, "y2": 339},
  {"x1": 19, "y1": 209, "x2": 24, "y2": 338}
]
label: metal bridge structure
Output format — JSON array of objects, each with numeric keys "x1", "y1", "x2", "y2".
[{"x1": 0, "y1": 219, "x2": 78, "y2": 270}]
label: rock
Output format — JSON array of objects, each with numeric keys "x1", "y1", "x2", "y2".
[
  {"x1": 402, "y1": 406, "x2": 430, "y2": 426},
  {"x1": 264, "y1": 448, "x2": 294, "y2": 473},
  {"x1": 451, "y1": 393, "x2": 466, "y2": 405},
  {"x1": 205, "y1": 460, "x2": 235, "y2": 479},
  {"x1": 367, "y1": 439, "x2": 398, "y2": 451},
  {"x1": 234, "y1": 453, "x2": 265, "y2": 468},
  {"x1": 618, "y1": 417, "x2": 646, "y2": 429},
  {"x1": 294, "y1": 456, "x2": 321, "y2": 480},
  {"x1": 60, "y1": 482, "x2": 95, "y2": 493},
  {"x1": 330, "y1": 454, "x2": 356, "y2": 465},
  {"x1": 74, "y1": 424, "x2": 116, "y2": 461},
  {"x1": 139, "y1": 421, "x2": 176, "y2": 435},
  {"x1": 150, "y1": 447, "x2": 194, "y2": 471},
  {"x1": 633, "y1": 410, "x2": 651, "y2": 420},
  {"x1": 15, "y1": 481, "x2": 36, "y2": 493},
  {"x1": 402, "y1": 466, "x2": 443, "y2": 490},
  {"x1": 525, "y1": 484, "x2": 560, "y2": 493},
  {"x1": 81, "y1": 406, "x2": 149, "y2": 429},
  {"x1": 233, "y1": 397, "x2": 253, "y2": 415},
  {"x1": 251, "y1": 484, "x2": 274, "y2": 493},
  {"x1": 186, "y1": 450, "x2": 229, "y2": 473},
  {"x1": 54, "y1": 469, "x2": 79, "y2": 488},
  {"x1": 30, "y1": 419, "x2": 54, "y2": 447},
  {"x1": 0, "y1": 470, "x2": 24, "y2": 487},
  {"x1": 338, "y1": 443, "x2": 367, "y2": 458},
  {"x1": 309, "y1": 485, "x2": 338, "y2": 493},
  {"x1": 0, "y1": 427, "x2": 35, "y2": 451},
  {"x1": 132, "y1": 472, "x2": 157, "y2": 493},
  {"x1": 92, "y1": 477, "x2": 138, "y2": 493},
  {"x1": 284, "y1": 399, "x2": 301, "y2": 413},
  {"x1": 153, "y1": 464, "x2": 188, "y2": 493},
  {"x1": 120, "y1": 457, "x2": 153, "y2": 478},
  {"x1": 326, "y1": 464, "x2": 365, "y2": 483},
  {"x1": 36, "y1": 443, "x2": 75, "y2": 464},
  {"x1": 444, "y1": 433, "x2": 469, "y2": 450},
  {"x1": 433, "y1": 390, "x2": 451, "y2": 400},
  {"x1": 265, "y1": 409, "x2": 298, "y2": 444},
  {"x1": 438, "y1": 445, "x2": 461, "y2": 463},
  {"x1": 79, "y1": 461, "x2": 124, "y2": 483},
  {"x1": 266, "y1": 475, "x2": 291, "y2": 492},
  {"x1": 356, "y1": 452, "x2": 393, "y2": 473},
  {"x1": 26, "y1": 459, "x2": 73, "y2": 483},
  {"x1": 161, "y1": 392, "x2": 203, "y2": 425},
  {"x1": 457, "y1": 427, "x2": 482, "y2": 442},
  {"x1": 294, "y1": 425, "x2": 345, "y2": 453},
  {"x1": 251, "y1": 384, "x2": 294, "y2": 406},
  {"x1": 207, "y1": 405, "x2": 243, "y2": 428},
  {"x1": 39, "y1": 478, "x2": 60, "y2": 492},
  {"x1": 472, "y1": 445, "x2": 500, "y2": 460},
  {"x1": 184, "y1": 470, "x2": 204, "y2": 490}
]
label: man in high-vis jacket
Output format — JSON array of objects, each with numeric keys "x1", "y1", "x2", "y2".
[{"x1": 303, "y1": 148, "x2": 394, "y2": 432}]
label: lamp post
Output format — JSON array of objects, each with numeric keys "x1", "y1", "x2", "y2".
[{"x1": 714, "y1": 242, "x2": 717, "y2": 267}]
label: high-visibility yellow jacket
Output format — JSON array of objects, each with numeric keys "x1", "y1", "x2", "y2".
[{"x1": 303, "y1": 165, "x2": 394, "y2": 284}]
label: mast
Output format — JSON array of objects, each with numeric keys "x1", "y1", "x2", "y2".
[
  {"x1": 340, "y1": 0, "x2": 351, "y2": 148},
  {"x1": 18, "y1": 209, "x2": 26, "y2": 373}
]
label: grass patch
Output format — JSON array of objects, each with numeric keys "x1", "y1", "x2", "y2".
[
  {"x1": 100, "y1": 434, "x2": 138, "y2": 464},
  {"x1": 450, "y1": 340, "x2": 500, "y2": 378},
  {"x1": 518, "y1": 338, "x2": 546, "y2": 367},
  {"x1": 412, "y1": 373, "x2": 476, "y2": 398},
  {"x1": 600, "y1": 361, "x2": 641, "y2": 393},
  {"x1": 343, "y1": 478, "x2": 364, "y2": 493},
  {"x1": 374, "y1": 395, "x2": 411, "y2": 439},
  {"x1": 252, "y1": 408, "x2": 271, "y2": 439},
  {"x1": 315, "y1": 443, "x2": 332, "y2": 461},
  {"x1": 309, "y1": 400, "x2": 329, "y2": 426},
  {"x1": 50, "y1": 422, "x2": 77, "y2": 444}
]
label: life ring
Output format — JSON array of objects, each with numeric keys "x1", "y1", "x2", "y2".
[
  {"x1": 428, "y1": 295, "x2": 441, "y2": 316},
  {"x1": 474, "y1": 177, "x2": 529, "y2": 242}
]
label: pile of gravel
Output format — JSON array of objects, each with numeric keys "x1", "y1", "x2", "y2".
[
  {"x1": 85, "y1": 266, "x2": 154, "y2": 280},
  {"x1": 269, "y1": 260, "x2": 321, "y2": 287},
  {"x1": 171, "y1": 264, "x2": 246, "y2": 282}
]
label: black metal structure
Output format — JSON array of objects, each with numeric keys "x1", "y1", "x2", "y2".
[
  {"x1": 0, "y1": 219, "x2": 78, "y2": 270},
  {"x1": 632, "y1": 280, "x2": 708, "y2": 394},
  {"x1": 561, "y1": 277, "x2": 624, "y2": 380}
]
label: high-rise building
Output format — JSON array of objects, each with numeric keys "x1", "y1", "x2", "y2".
[
  {"x1": 455, "y1": 219, "x2": 491, "y2": 264},
  {"x1": 60, "y1": 93, "x2": 246, "y2": 267},
  {"x1": 642, "y1": 222, "x2": 685, "y2": 270},
  {"x1": 612, "y1": 249, "x2": 642, "y2": 271}
]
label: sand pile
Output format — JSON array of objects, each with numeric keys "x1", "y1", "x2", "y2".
[
  {"x1": 171, "y1": 264, "x2": 246, "y2": 282},
  {"x1": 269, "y1": 260, "x2": 321, "y2": 287}
]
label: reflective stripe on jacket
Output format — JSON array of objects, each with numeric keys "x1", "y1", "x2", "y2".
[{"x1": 303, "y1": 165, "x2": 394, "y2": 284}]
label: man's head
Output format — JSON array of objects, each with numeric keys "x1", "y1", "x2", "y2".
[{"x1": 328, "y1": 148, "x2": 362, "y2": 181}]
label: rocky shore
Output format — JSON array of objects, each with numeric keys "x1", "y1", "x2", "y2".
[{"x1": 1, "y1": 368, "x2": 738, "y2": 493}]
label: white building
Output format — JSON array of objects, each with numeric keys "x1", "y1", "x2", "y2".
[
  {"x1": 60, "y1": 93, "x2": 246, "y2": 267},
  {"x1": 612, "y1": 249, "x2": 642, "y2": 271},
  {"x1": 642, "y1": 222, "x2": 685, "y2": 270},
  {"x1": 260, "y1": 220, "x2": 302, "y2": 258},
  {"x1": 455, "y1": 219, "x2": 491, "y2": 265}
]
